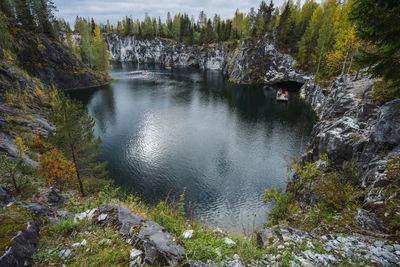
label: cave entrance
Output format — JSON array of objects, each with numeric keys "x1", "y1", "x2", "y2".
[{"x1": 274, "y1": 81, "x2": 304, "y2": 91}]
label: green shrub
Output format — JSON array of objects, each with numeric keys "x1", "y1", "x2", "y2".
[
  {"x1": 313, "y1": 172, "x2": 355, "y2": 212},
  {"x1": 263, "y1": 188, "x2": 298, "y2": 225},
  {"x1": 370, "y1": 80, "x2": 400, "y2": 106},
  {"x1": 184, "y1": 230, "x2": 227, "y2": 261},
  {"x1": 151, "y1": 190, "x2": 186, "y2": 236},
  {"x1": 49, "y1": 219, "x2": 80, "y2": 236}
]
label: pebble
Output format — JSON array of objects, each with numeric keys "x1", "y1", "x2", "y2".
[
  {"x1": 97, "y1": 213, "x2": 108, "y2": 222},
  {"x1": 374, "y1": 241, "x2": 384, "y2": 248},
  {"x1": 381, "y1": 251, "x2": 399, "y2": 263},
  {"x1": 383, "y1": 245, "x2": 394, "y2": 252},
  {"x1": 59, "y1": 249, "x2": 71, "y2": 259},
  {"x1": 182, "y1": 230, "x2": 193, "y2": 239},
  {"x1": 129, "y1": 256, "x2": 142, "y2": 267},
  {"x1": 394, "y1": 244, "x2": 400, "y2": 251},
  {"x1": 130, "y1": 248, "x2": 143, "y2": 260},
  {"x1": 224, "y1": 237, "x2": 236, "y2": 248}
]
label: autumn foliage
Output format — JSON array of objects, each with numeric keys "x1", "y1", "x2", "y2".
[{"x1": 38, "y1": 149, "x2": 76, "y2": 191}]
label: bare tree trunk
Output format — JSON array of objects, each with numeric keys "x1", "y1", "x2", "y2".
[
  {"x1": 316, "y1": 42, "x2": 325, "y2": 74},
  {"x1": 347, "y1": 56, "x2": 353, "y2": 75},
  {"x1": 355, "y1": 66, "x2": 360, "y2": 80},
  {"x1": 341, "y1": 49, "x2": 350, "y2": 76},
  {"x1": 63, "y1": 106, "x2": 85, "y2": 196},
  {"x1": 71, "y1": 147, "x2": 85, "y2": 197},
  {"x1": 10, "y1": 168, "x2": 20, "y2": 194}
]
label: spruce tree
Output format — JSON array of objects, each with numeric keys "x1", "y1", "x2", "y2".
[
  {"x1": 350, "y1": 0, "x2": 400, "y2": 89},
  {"x1": 15, "y1": 0, "x2": 35, "y2": 28},
  {"x1": 93, "y1": 23, "x2": 111, "y2": 72},
  {"x1": 48, "y1": 94, "x2": 108, "y2": 196}
]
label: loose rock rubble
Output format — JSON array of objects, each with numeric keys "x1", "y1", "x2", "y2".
[{"x1": 255, "y1": 227, "x2": 400, "y2": 266}]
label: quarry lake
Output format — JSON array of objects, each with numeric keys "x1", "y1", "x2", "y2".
[{"x1": 69, "y1": 62, "x2": 315, "y2": 234}]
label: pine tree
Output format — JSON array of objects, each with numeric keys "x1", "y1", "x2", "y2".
[
  {"x1": 93, "y1": 23, "x2": 111, "y2": 72},
  {"x1": 14, "y1": 0, "x2": 35, "y2": 28},
  {"x1": 350, "y1": 0, "x2": 400, "y2": 89},
  {"x1": 172, "y1": 14, "x2": 181, "y2": 41},
  {"x1": 315, "y1": 0, "x2": 340, "y2": 74},
  {"x1": 324, "y1": 0, "x2": 358, "y2": 78},
  {"x1": 75, "y1": 17, "x2": 94, "y2": 66},
  {"x1": 256, "y1": 0, "x2": 274, "y2": 37},
  {"x1": 0, "y1": 155, "x2": 25, "y2": 194},
  {"x1": 32, "y1": 0, "x2": 56, "y2": 37},
  {"x1": 297, "y1": 6, "x2": 323, "y2": 71},
  {"x1": 232, "y1": 9, "x2": 245, "y2": 39},
  {"x1": 277, "y1": 0, "x2": 298, "y2": 49},
  {"x1": 48, "y1": 94, "x2": 108, "y2": 196},
  {"x1": 117, "y1": 21, "x2": 123, "y2": 35},
  {"x1": 294, "y1": 0, "x2": 317, "y2": 42},
  {"x1": 166, "y1": 12, "x2": 173, "y2": 37},
  {"x1": 0, "y1": 0, "x2": 13, "y2": 18}
]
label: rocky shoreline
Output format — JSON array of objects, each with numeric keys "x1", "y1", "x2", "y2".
[{"x1": 297, "y1": 72, "x2": 400, "y2": 234}]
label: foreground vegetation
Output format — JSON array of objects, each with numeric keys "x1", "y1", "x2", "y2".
[{"x1": 264, "y1": 155, "x2": 400, "y2": 237}]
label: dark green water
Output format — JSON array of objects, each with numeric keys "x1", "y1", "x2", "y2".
[{"x1": 69, "y1": 62, "x2": 315, "y2": 233}]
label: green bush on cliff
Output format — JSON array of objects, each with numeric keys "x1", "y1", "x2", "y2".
[
  {"x1": 264, "y1": 156, "x2": 362, "y2": 232},
  {"x1": 371, "y1": 80, "x2": 400, "y2": 106},
  {"x1": 263, "y1": 188, "x2": 298, "y2": 225},
  {"x1": 381, "y1": 157, "x2": 400, "y2": 233}
]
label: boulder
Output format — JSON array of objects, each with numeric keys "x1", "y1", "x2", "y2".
[
  {"x1": 27, "y1": 203, "x2": 53, "y2": 218},
  {"x1": 355, "y1": 209, "x2": 388, "y2": 233},
  {"x1": 95, "y1": 204, "x2": 184, "y2": 266},
  {"x1": 56, "y1": 210, "x2": 75, "y2": 220},
  {"x1": 47, "y1": 186, "x2": 65, "y2": 206},
  {"x1": 0, "y1": 186, "x2": 14, "y2": 205},
  {"x1": 257, "y1": 227, "x2": 312, "y2": 248},
  {"x1": 0, "y1": 222, "x2": 40, "y2": 266},
  {"x1": 372, "y1": 99, "x2": 400, "y2": 145}
]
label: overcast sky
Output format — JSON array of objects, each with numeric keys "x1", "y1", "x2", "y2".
[{"x1": 53, "y1": 0, "x2": 296, "y2": 26}]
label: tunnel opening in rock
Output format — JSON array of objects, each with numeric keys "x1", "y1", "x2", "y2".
[{"x1": 275, "y1": 81, "x2": 304, "y2": 91}]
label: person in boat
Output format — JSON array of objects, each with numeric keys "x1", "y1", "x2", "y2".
[
  {"x1": 277, "y1": 89, "x2": 283, "y2": 95},
  {"x1": 284, "y1": 91, "x2": 288, "y2": 97}
]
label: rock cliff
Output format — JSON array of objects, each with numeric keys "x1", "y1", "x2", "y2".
[
  {"x1": 106, "y1": 34, "x2": 228, "y2": 71},
  {"x1": 105, "y1": 34, "x2": 309, "y2": 85},
  {"x1": 14, "y1": 27, "x2": 109, "y2": 90},
  {"x1": 298, "y1": 72, "x2": 400, "y2": 233}
]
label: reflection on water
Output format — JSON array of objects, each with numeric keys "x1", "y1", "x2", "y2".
[{"x1": 68, "y1": 62, "x2": 315, "y2": 234}]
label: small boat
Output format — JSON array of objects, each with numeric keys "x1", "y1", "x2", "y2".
[
  {"x1": 276, "y1": 89, "x2": 289, "y2": 101},
  {"x1": 165, "y1": 64, "x2": 172, "y2": 70},
  {"x1": 128, "y1": 71, "x2": 143, "y2": 75}
]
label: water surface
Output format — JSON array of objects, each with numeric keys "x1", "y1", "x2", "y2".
[{"x1": 69, "y1": 63, "x2": 315, "y2": 233}]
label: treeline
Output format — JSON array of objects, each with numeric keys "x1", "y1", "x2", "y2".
[
  {"x1": 80, "y1": 0, "x2": 357, "y2": 80},
  {"x1": 99, "y1": 1, "x2": 278, "y2": 45}
]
